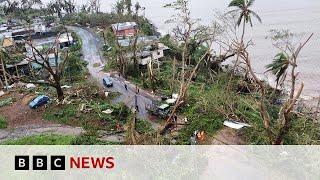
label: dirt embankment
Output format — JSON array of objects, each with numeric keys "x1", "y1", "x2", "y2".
[
  {"x1": 0, "y1": 92, "x2": 53, "y2": 128},
  {"x1": 0, "y1": 91, "x2": 84, "y2": 142}
]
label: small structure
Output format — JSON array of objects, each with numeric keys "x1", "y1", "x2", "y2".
[
  {"x1": 58, "y1": 33, "x2": 74, "y2": 48},
  {"x1": 118, "y1": 36, "x2": 169, "y2": 67},
  {"x1": 111, "y1": 22, "x2": 138, "y2": 38},
  {"x1": 138, "y1": 42, "x2": 169, "y2": 66}
]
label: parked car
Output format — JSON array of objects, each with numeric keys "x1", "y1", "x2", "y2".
[
  {"x1": 29, "y1": 95, "x2": 50, "y2": 109},
  {"x1": 103, "y1": 77, "x2": 113, "y2": 87}
]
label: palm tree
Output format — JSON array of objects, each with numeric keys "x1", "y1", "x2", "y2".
[
  {"x1": 266, "y1": 52, "x2": 289, "y2": 85},
  {"x1": 114, "y1": 0, "x2": 125, "y2": 15},
  {"x1": 134, "y1": 2, "x2": 141, "y2": 16},
  {"x1": 227, "y1": 0, "x2": 262, "y2": 42},
  {"x1": 124, "y1": 0, "x2": 132, "y2": 15}
]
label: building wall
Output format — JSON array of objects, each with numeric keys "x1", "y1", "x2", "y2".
[
  {"x1": 114, "y1": 28, "x2": 137, "y2": 37},
  {"x1": 151, "y1": 49, "x2": 164, "y2": 60}
]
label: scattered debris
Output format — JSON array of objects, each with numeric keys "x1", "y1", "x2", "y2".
[
  {"x1": 102, "y1": 109, "x2": 113, "y2": 114},
  {"x1": 0, "y1": 91, "x2": 4, "y2": 97},
  {"x1": 61, "y1": 85, "x2": 72, "y2": 89},
  {"x1": 196, "y1": 131, "x2": 206, "y2": 141},
  {"x1": 223, "y1": 120, "x2": 251, "y2": 130},
  {"x1": 26, "y1": 83, "x2": 36, "y2": 89},
  {"x1": 165, "y1": 98, "x2": 176, "y2": 105},
  {"x1": 171, "y1": 139, "x2": 177, "y2": 144},
  {"x1": 172, "y1": 93, "x2": 179, "y2": 100},
  {"x1": 79, "y1": 103, "x2": 86, "y2": 112}
]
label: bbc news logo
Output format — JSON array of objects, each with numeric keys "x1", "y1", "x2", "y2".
[{"x1": 15, "y1": 156, "x2": 115, "y2": 171}]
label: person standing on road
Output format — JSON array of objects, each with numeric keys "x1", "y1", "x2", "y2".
[
  {"x1": 124, "y1": 83, "x2": 128, "y2": 91},
  {"x1": 135, "y1": 95, "x2": 139, "y2": 112}
]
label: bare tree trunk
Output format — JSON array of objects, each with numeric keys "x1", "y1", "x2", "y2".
[
  {"x1": 54, "y1": 75, "x2": 64, "y2": 101},
  {"x1": 0, "y1": 56, "x2": 9, "y2": 90},
  {"x1": 226, "y1": 21, "x2": 246, "y2": 91},
  {"x1": 15, "y1": 63, "x2": 20, "y2": 78}
]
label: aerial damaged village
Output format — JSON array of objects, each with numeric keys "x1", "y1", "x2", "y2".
[{"x1": 0, "y1": 0, "x2": 319, "y2": 145}]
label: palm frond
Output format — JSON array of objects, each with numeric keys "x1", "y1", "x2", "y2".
[
  {"x1": 247, "y1": 15, "x2": 253, "y2": 27},
  {"x1": 225, "y1": 9, "x2": 240, "y2": 16},
  {"x1": 247, "y1": 0, "x2": 255, "y2": 7},
  {"x1": 236, "y1": 12, "x2": 245, "y2": 27},
  {"x1": 228, "y1": 0, "x2": 245, "y2": 8},
  {"x1": 266, "y1": 52, "x2": 289, "y2": 84},
  {"x1": 249, "y1": 10, "x2": 262, "y2": 23}
]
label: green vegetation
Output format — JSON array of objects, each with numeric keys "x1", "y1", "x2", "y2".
[
  {"x1": 1, "y1": 134, "x2": 122, "y2": 145},
  {"x1": 0, "y1": 97, "x2": 14, "y2": 107},
  {"x1": 43, "y1": 82, "x2": 130, "y2": 133},
  {"x1": 0, "y1": 115, "x2": 8, "y2": 129},
  {"x1": 136, "y1": 119, "x2": 154, "y2": 134},
  {"x1": 1, "y1": 134, "x2": 75, "y2": 145},
  {"x1": 173, "y1": 72, "x2": 320, "y2": 145},
  {"x1": 71, "y1": 134, "x2": 122, "y2": 145}
]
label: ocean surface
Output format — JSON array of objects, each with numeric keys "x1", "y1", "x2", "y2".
[{"x1": 44, "y1": 0, "x2": 320, "y2": 97}]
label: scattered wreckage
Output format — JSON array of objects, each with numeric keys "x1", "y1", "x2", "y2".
[{"x1": 146, "y1": 93, "x2": 179, "y2": 118}]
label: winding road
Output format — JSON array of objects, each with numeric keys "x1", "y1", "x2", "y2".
[{"x1": 67, "y1": 26, "x2": 161, "y2": 129}]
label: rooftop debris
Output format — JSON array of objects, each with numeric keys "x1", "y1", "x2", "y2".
[
  {"x1": 165, "y1": 98, "x2": 176, "y2": 105},
  {"x1": 223, "y1": 120, "x2": 251, "y2": 130},
  {"x1": 61, "y1": 85, "x2": 72, "y2": 89},
  {"x1": 26, "y1": 83, "x2": 36, "y2": 89},
  {"x1": 102, "y1": 109, "x2": 113, "y2": 114}
]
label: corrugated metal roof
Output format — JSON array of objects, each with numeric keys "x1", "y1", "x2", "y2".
[{"x1": 111, "y1": 22, "x2": 137, "y2": 31}]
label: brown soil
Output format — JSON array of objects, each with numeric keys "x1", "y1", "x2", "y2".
[
  {"x1": 0, "y1": 92, "x2": 54, "y2": 128},
  {"x1": 210, "y1": 127, "x2": 246, "y2": 145}
]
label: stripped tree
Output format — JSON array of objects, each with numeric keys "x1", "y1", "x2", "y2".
[
  {"x1": 160, "y1": 0, "x2": 218, "y2": 134},
  {"x1": 24, "y1": 34, "x2": 69, "y2": 101}
]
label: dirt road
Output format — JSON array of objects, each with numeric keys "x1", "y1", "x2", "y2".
[{"x1": 68, "y1": 26, "x2": 161, "y2": 129}]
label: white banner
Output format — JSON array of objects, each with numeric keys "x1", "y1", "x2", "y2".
[{"x1": 0, "y1": 146, "x2": 319, "y2": 180}]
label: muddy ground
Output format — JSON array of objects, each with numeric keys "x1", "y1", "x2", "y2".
[
  {"x1": 0, "y1": 91, "x2": 84, "y2": 143},
  {"x1": 0, "y1": 92, "x2": 54, "y2": 128}
]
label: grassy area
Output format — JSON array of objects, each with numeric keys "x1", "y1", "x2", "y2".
[
  {"x1": 0, "y1": 98, "x2": 14, "y2": 107},
  {"x1": 0, "y1": 115, "x2": 8, "y2": 129},
  {"x1": 1, "y1": 134, "x2": 123, "y2": 145},
  {"x1": 136, "y1": 119, "x2": 154, "y2": 134},
  {"x1": 71, "y1": 134, "x2": 122, "y2": 145},
  {"x1": 1, "y1": 134, "x2": 75, "y2": 145}
]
